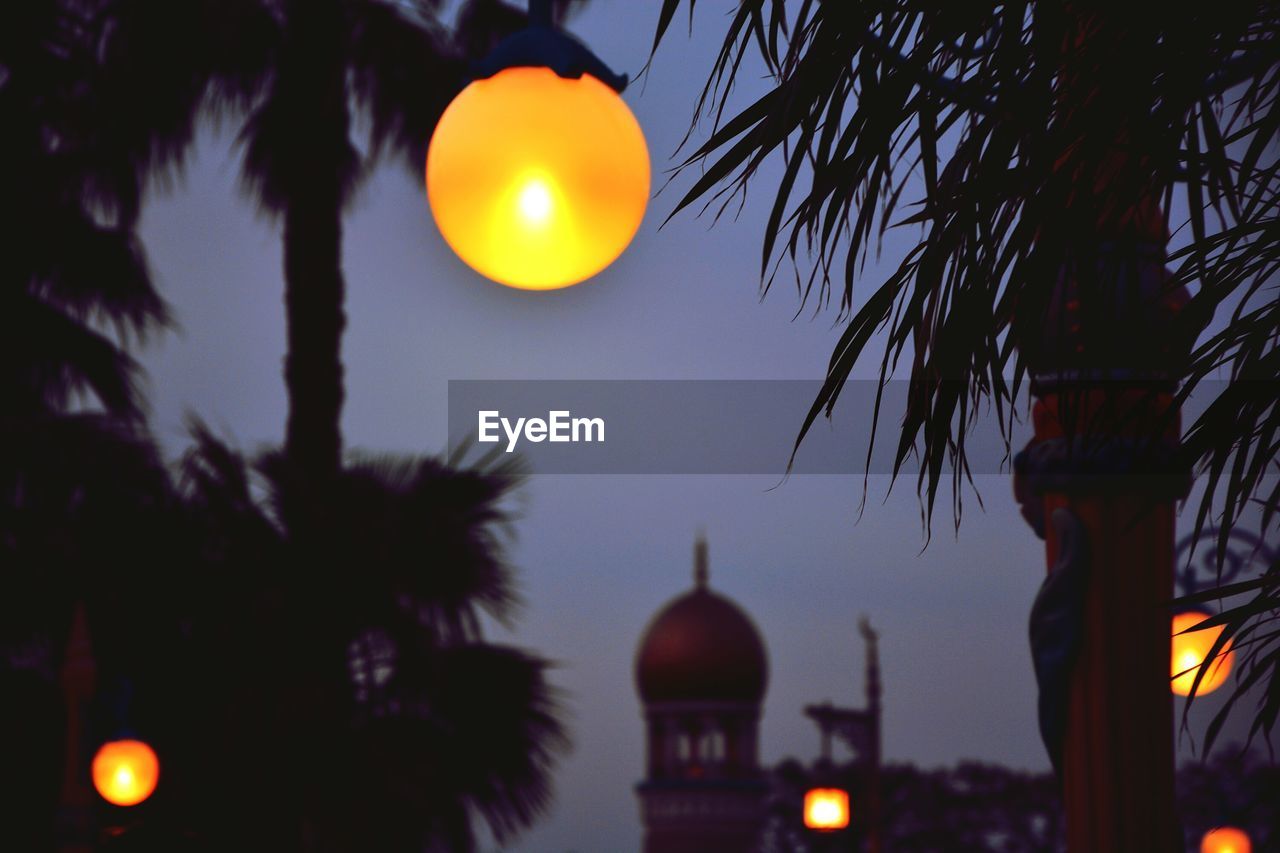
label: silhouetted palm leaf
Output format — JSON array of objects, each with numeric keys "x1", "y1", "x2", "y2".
[
  {"x1": 0, "y1": 414, "x2": 174, "y2": 646},
  {"x1": 180, "y1": 431, "x2": 565, "y2": 851},
  {"x1": 1, "y1": 1, "x2": 173, "y2": 418},
  {"x1": 652, "y1": 2, "x2": 1280, "y2": 743},
  {"x1": 106, "y1": 0, "x2": 575, "y2": 482}
]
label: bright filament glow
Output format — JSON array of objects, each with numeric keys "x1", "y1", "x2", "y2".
[
  {"x1": 517, "y1": 178, "x2": 554, "y2": 224},
  {"x1": 427, "y1": 67, "x2": 650, "y2": 290},
  {"x1": 1201, "y1": 826, "x2": 1252, "y2": 853},
  {"x1": 1172, "y1": 611, "x2": 1234, "y2": 696},
  {"x1": 804, "y1": 788, "x2": 850, "y2": 831},
  {"x1": 92, "y1": 739, "x2": 159, "y2": 807}
]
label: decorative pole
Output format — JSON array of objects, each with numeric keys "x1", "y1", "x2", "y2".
[
  {"x1": 1015, "y1": 10, "x2": 1197, "y2": 850},
  {"x1": 1021, "y1": 365, "x2": 1186, "y2": 851}
]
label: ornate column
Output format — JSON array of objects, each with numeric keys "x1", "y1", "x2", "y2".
[
  {"x1": 1010, "y1": 7, "x2": 1205, "y2": 846},
  {"x1": 1016, "y1": 228, "x2": 1193, "y2": 851}
]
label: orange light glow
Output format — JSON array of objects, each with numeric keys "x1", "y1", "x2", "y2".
[
  {"x1": 426, "y1": 67, "x2": 650, "y2": 290},
  {"x1": 804, "y1": 787, "x2": 850, "y2": 831},
  {"x1": 92, "y1": 739, "x2": 159, "y2": 807},
  {"x1": 1201, "y1": 826, "x2": 1252, "y2": 853},
  {"x1": 1172, "y1": 611, "x2": 1234, "y2": 696}
]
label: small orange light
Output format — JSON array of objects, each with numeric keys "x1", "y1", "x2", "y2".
[
  {"x1": 426, "y1": 66, "x2": 650, "y2": 290},
  {"x1": 1172, "y1": 611, "x2": 1234, "y2": 696},
  {"x1": 92, "y1": 739, "x2": 159, "y2": 806},
  {"x1": 804, "y1": 787, "x2": 850, "y2": 831},
  {"x1": 1201, "y1": 826, "x2": 1251, "y2": 853}
]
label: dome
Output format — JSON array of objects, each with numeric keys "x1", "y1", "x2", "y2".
[{"x1": 635, "y1": 538, "x2": 768, "y2": 704}]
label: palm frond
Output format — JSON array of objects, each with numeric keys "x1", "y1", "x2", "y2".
[
  {"x1": 652, "y1": 0, "x2": 1280, "y2": 738},
  {"x1": 92, "y1": 0, "x2": 279, "y2": 212},
  {"x1": 654, "y1": 1, "x2": 1278, "y2": 504},
  {"x1": 179, "y1": 431, "x2": 560, "y2": 849},
  {"x1": 334, "y1": 643, "x2": 566, "y2": 852},
  {"x1": 2, "y1": 295, "x2": 146, "y2": 417},
  {"x1": 349, "y1": 0, "x2": 463, "y2": 174},
  {"x1": 1, "y1": 0, "x2": 182, "y2": 418}
]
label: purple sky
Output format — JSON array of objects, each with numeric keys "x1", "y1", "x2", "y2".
[{"x1": 133, "y1": 3, "x2": 1252, "y2": 850}]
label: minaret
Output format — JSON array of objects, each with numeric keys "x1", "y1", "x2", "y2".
[
  {"x1": 57, "y1": 602, "x2": 96, "y2": 853},
  {"x1": 803, "y1": 618, "x2": 885, "y2": 850},
  {"x1": 860, "y1": 616, "x2": 883, "y2": 853},
  {"x1": 634, "y1": 536, "x2": 770, "y2": 852}
]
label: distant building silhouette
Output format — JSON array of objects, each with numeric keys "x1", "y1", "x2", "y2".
[{"x1": 634, "y1": 535, "x2": 769, "y2": 853}]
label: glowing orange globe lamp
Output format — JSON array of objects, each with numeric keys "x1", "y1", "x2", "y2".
[
  {"x1": 803, "y1": 787, "x2": 851, "y2": 832},
  {"x1": 426, "y1": 0, "x2": 649, "y2": 290},
  {"x1": 1201, "y1": 826, "x2": 1252, "y2": 853},
  {"x1": 92, "y1": 739, "x2": 159, "y2": 807},
  {"x1": 1172, "y1": 610, "x2": 1235, "y2": 696}
]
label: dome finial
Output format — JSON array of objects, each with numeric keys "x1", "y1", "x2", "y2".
[{"x1": 694, "y1": 530, "x2": 709, "y2": 589}]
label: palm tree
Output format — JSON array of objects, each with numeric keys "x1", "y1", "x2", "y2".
[
  {"x1": 0, "y1": 1, "x2": 173, "y2": 420},
  {"x1": 0, "y1": 6, "x2": 221, "y2": 844},
  {"x1": 82, "y1": 3, "x2": 579, "y2": 847},
  {"x1": 178, "y1": 429, "x2": 565, "y2": 851},
  {"x1": 93, "y1": 0, "x2": 586, "y2": 497},
  {"x1": 2, "y1": 2, "x2": 575, "y2": 847},
  {"x1": 650, "y1": 0, "x2": 1280, "y2": 751}
]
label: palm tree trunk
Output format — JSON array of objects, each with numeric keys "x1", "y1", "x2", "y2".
[
  {"x1": 283, "y1": 179, "x2": 346, "y2": 483},
  {"x1": 276, "y1": 12, "x2": 351, "y2": 850},
  {"x1": 281, "y1": 0, "x2": 348, "y2": 488}
]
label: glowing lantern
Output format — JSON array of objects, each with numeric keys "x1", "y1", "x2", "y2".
[
  {"x1": 426, "y1": 63, "x2": 649, "y2": 290},
  {"x1": 92, "y1": 739, "x2": 159, "y2": 806},
  {"x1": 1172, "y1": 611, "x2": 1234, "y2": 696},
  {"x1": 804, "y1": 787, "x2": 850, "y2": 831},
  {"x1": 1201, "y1": 826, "x2": 1251, "y2": 853}
]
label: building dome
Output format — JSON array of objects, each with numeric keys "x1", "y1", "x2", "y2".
[{"x1": 635, "y1": 538, "x2": 768, "y2": 704}]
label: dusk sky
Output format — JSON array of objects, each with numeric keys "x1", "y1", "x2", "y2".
[{"x1": 129, "y1": 2, "x2": 1251, "y2": 850}]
